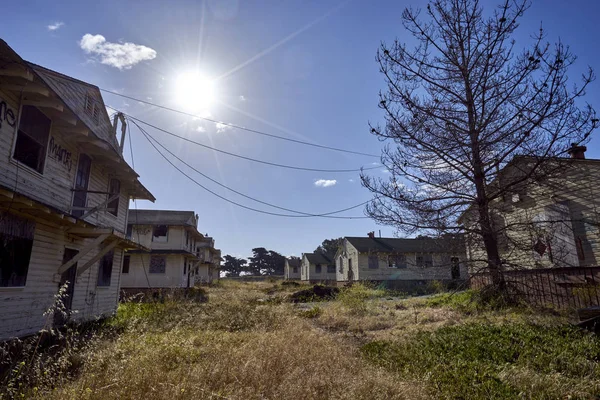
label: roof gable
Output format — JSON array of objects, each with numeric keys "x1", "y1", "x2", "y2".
[{"x1": 27, "y1": 63, "x2": 120, "y2": 153}]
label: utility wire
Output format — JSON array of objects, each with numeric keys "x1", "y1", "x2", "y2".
[
  {"x1": 131, "y1": 120, "x2": 369, "y2": 219},
  {"x1": 110, "y1": 107, "x2": 378, "y2": 173},
  {"x1": 130, "y1": 117, "x2": 370, "y2": 217},
  {"x1": 101, "y1": 88, "x2": 380, "y2": 158}
]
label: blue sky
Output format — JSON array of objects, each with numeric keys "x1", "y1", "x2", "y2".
[{"x1": 2, "y1": 0, "x2": 600, "y2": 259}]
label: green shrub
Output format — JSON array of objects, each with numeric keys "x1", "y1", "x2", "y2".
[
  {"x1": 298, "y1": 306, "x2": 323, "y2": 319},
  {"x1": 337, "y1": 283, "x2": 387, "y2": 315},
  {"x1": 361, "y1": 323, "x2": 600, "y2": 398}
]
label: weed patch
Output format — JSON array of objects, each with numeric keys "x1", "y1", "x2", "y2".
[
  {"x1": 298, "y1": 306, "x2": 323, "y2": 318},
  {"x1": 361, "y1": 322, "x2": 600, "y2": 398}
]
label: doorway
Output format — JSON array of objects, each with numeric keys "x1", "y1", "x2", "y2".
[
  {"x1": 72, "y1": 154, "x2": 91, "y2": 218},
  {"x1": 54, "y1": 248, "x2": 78, "y2": 326}
]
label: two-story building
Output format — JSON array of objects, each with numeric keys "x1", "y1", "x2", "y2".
[
  {"x1": 121, "y1": 210, "x2": 220, "y2": 290},
  {"x1": 300, "y1": 252, "x2": 337, "y2": 283},
  {"x1": 284, "y1": 257, "x2": 301, "y2": 280},
  {"x1": 0, "y1": 40, "x2": 154, "y2": 340},
  {"x1": 195, "y1": 235, "x2": 221, "y2": 284},
  {"x1": 335, "y1": 234, "x2": 467, "y2": 290},
  {"x1": 461, "y1": 145, "x2": 600, "y2": 273}
]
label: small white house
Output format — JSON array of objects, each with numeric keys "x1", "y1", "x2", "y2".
[
  {"x1": 284, "y1": 257, "x2": 301, "y2": 280},
  {"x1": 121, "y1": 210, "x2": 220, "y2": 290},
  {"x1": 300, "y1": 252, "x2": 337, "y2": 283},
  {"x1": 335, "y1": 234, "x2": 467, "y2": 290},
  {"x1": 0, "y1": 40, "x2": 154, "y2": 340}
]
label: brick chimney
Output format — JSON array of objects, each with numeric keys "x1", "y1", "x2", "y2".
[
  {"x1": 567, "y1": 143, "x2": 587, "y2": 159},
  {"x1": 367, "y1": 231, "x2": 375, "y2": 238}
]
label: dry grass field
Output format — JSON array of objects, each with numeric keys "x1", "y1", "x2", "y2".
[{"x1": 2, "y1": 280, "x2": 600, "y2": 399}]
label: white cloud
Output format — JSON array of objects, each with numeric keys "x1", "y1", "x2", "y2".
[
  {"x1": 79, "y1": 34, "x2": 157, "y2": 70},
  {"x1": 215, "y1": 122, "x2": 231, "y2": 133},
  {"x1": 47, "y1": 22, "x2": 64, "y2": 31},
  {"x1": 239, "y1": 95, "x2": 246, "y2": 101},
  {"x1": 196, "y1": 126, "x2": 206, "y2": 133},
  {"x1": 314, "y1": 179, "x2": 337, "y2": 188}
]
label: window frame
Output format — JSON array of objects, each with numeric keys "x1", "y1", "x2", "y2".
[
  {"x1": 122, "y1": 255, "x2": 130, "y2": 274},
  {"x1": 152, "y1": 225, "x2": 168, "y2": 242},
  {"x1": 315, "y1": 264, "x2": 322, "y2": 274},
  {"x1": 0, "y1": 213, "x2": 36, "y2": 287},
  {"x1": 327, "y1": 264, "x2": 336, "y2": 274},
  {"x1": 388, "y1": 253, "x2": 407, "y2": 268},
  {"x1": 107, "y1": 178, "x2": 120, "y2": 217},
  {"x1": 97, "y1": 250, "x2": 114, "y2": 287},
  {"x1": 12, "y1": 105, "x2": 51, "y2": 175},
  {"x1": 368, "y1": 254, "x2": 379, "y2": 269},
  {"x1": 149, "y1": 256, "x2": 166, "y2": 274}
]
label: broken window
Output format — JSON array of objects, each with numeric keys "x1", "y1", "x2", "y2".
[
  {"x1": 416, "y1": 254, "x2": 433, "y2": 268},
  {"x1": 368, "y1": 254, "x2": 379, "y2": 269},
  {"x1": 315, "y1": 264, "x2": 322, "y2": 274},
  {"x1": 149, "y1": 256, "x2": 166, "y2": 273},
  {"x1": 107, "y1": 179, "x2": 120, "y2": 216},
  {"x1": 13, "y1": 105, "x2": 50, "y2": 173},
  {"x1": 84, "y1": 92, "x2": 100, "y2": 125},
  {"x1": 97, "y1": 250, "x2": 114, "y2": 286},
  {"x1": 0, "y1": 213, "x2": 35, "y2": 287},
  {"x1": 389, "y1": 254, "x2": 407, "y2": 268},
  {"x1": 152, "y1": 225, "x2": 168, "y2": 242},
  {"x1": 122, "y1": 255, "x2": 130, "y2": 274}
]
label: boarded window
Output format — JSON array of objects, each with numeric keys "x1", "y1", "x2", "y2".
[
  {"x1": 389, "y1": 254, "x2": 407, "y2": 268},
  {"x1": 13, "y1": 105, "x2": 50, "y2": 173},
  {"x1": 152, "y1": 225, "x2": 168, "y2": 242},
  {"x1": 327, "y1": 265, "x2": 335, "y2": 273},
  {"x1": 0, "y1": 213, "x2": 35, "y2": 287},
  {"x1": 368, "y1": 255, "x2": 379, "y2": 269},
  {"x1": 149, "y1": 256, "x2": 166, "y2": 273},
  {"x1": 85, "y1": 92, "x2": 100, "y2": 125},
  {"x1": 417, "y1": 254, "x2": 433, "y2": 268},
  {"x1": 107, "y1": 179, "x2": 120, "y2": 216},
  {"x1": 315, "y1": 264, "x2": 322, "y2": 274},
  {"x1": 97, "y1": 250, "x2": 114, "y2": 286},
  {"x1": 122, "y1": 255, "x2": 130, "y2": 274}
]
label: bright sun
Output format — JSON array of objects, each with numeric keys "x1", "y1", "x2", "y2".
[{"x1": 174, "y1": 72, "x2": 215, "y2": 111}]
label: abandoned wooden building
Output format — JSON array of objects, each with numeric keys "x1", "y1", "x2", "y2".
[
  {"x1": 461, "y1": 145, "x2": 600, "y2": 273},
  {"x1": 0, "y1": 40, "x2": 155, "y2": 340},
  {"x1": 284, "y1": 257, "x2": 301, "y2": 280},
  {"x1": 121, "y1": 209, "x2": 220, "y2": 291},
  {"x1": 335, "y1": 234, "x2": 467, "y2": 290},
  {"x1": 300, "y1": 252, "x2": 337, "y2": 283}
]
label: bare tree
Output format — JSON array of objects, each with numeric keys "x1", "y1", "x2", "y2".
[{"x1": 362, "y1": 0, "x2": 597, "y2": 288}]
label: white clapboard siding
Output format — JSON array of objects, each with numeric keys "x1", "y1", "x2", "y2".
[
  {"x1": 0, "y1": 220, "x2": 123, "y2": 340},
  {"x1": 121, "y1": 254, "x2": 185, "y2": 288}
]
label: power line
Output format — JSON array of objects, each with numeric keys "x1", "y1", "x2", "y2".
[
  {"x1": 111, "y1": 108, "x2": 378, "y2": 173},
  {"x1": 130, "y1": 120, "x2": 369, "y2": 219},
  {"x1": 100, "y1": 88, "x2": 380, "y2": 158},
  {"x1": 130, "y1": 117, "x2": 370, "y2": 217}
]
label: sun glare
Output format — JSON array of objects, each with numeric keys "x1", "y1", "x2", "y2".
[{"x1": 174, "y1": 71, "x2": 215, "y2": 111}]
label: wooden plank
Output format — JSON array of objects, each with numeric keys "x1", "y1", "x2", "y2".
[
  {"x1": 67, "y1": 227, "x2": 113, "y2": 236},
  {"x1": 0, "y1": 66, "x2": 34, "y2": 81},
  {"x1": 22, "y1": 99, "x2": 64, "y2": 112},
  {"x1": 57, "y1": 233, "x2": 109, "y2": 274},
  {"x1": 76, "y1": 239, "x2": 119, "y2": 277},
  {"x1": 0, "y1": 83, "x2": 49, "y2": 96}
]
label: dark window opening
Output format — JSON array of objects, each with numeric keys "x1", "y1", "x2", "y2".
[
  {"x1": 97, "y1": 250, "x2": 114, "y2": 286},
  {"x1": 184, "y1": 260, "x2": 187, "y2": 274},
  {"x1": 315, "y1": 264, "x2": 322, "y2": 274},
  {"x1": 13, "y1": 105, "x2": 50, "y2": 173},
  {"x1": 292, "y1": 266, "x2": 298, "y2": 274},
  {"x1": 389, "y1": 254, "x2": 407, "y2": 268},
  {"x1": 108, "y1": 178, "x2": 120, "y2": 216},
  {"x1": 149, "y1": 256, "x2": 166, "y2": 273},
  {"x1": 122, "y1": 255, "x2": 130, "y2": 274},
  {"x1": 0, "y1": 213, "x2": 35, "y2": 287},
  {"x1": 327, "y1": 265, "x2": 335, "y2": 273},
  {"x1": 72, "y1": 154, "x2": 92, "y2": 218},
  {"x1": 152, "y1": 225, "x2": 168, "y2": 242},
  {"x1": 368, "y1": 255, "x2": 379, "y2": 269},
  {"x1": 451, "y1": 257, "x2": 460, "y2": 279},
  {"x1": 126, "y1": 224, "x2": 133, "y2": 239}
]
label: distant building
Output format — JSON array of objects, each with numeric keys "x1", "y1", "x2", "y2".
[
  {"x1": 0, "y1": 40, "x2": 154, "y2": 340},
  {"x1": 301, "y1": 252, "x2": 337, "y2": 283},
  {"x1": 121, "y1": 210, "x2": 220, "y2": 289},
  {"x1": 195, "y1": 236, "x2": 221, "y2": 284},
  {"x1": 335, "y1": 234, "x2": 466, "y2": 290},
  {"x1": 284, "y1": 257, "x2": 301, "y2": 280}
]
